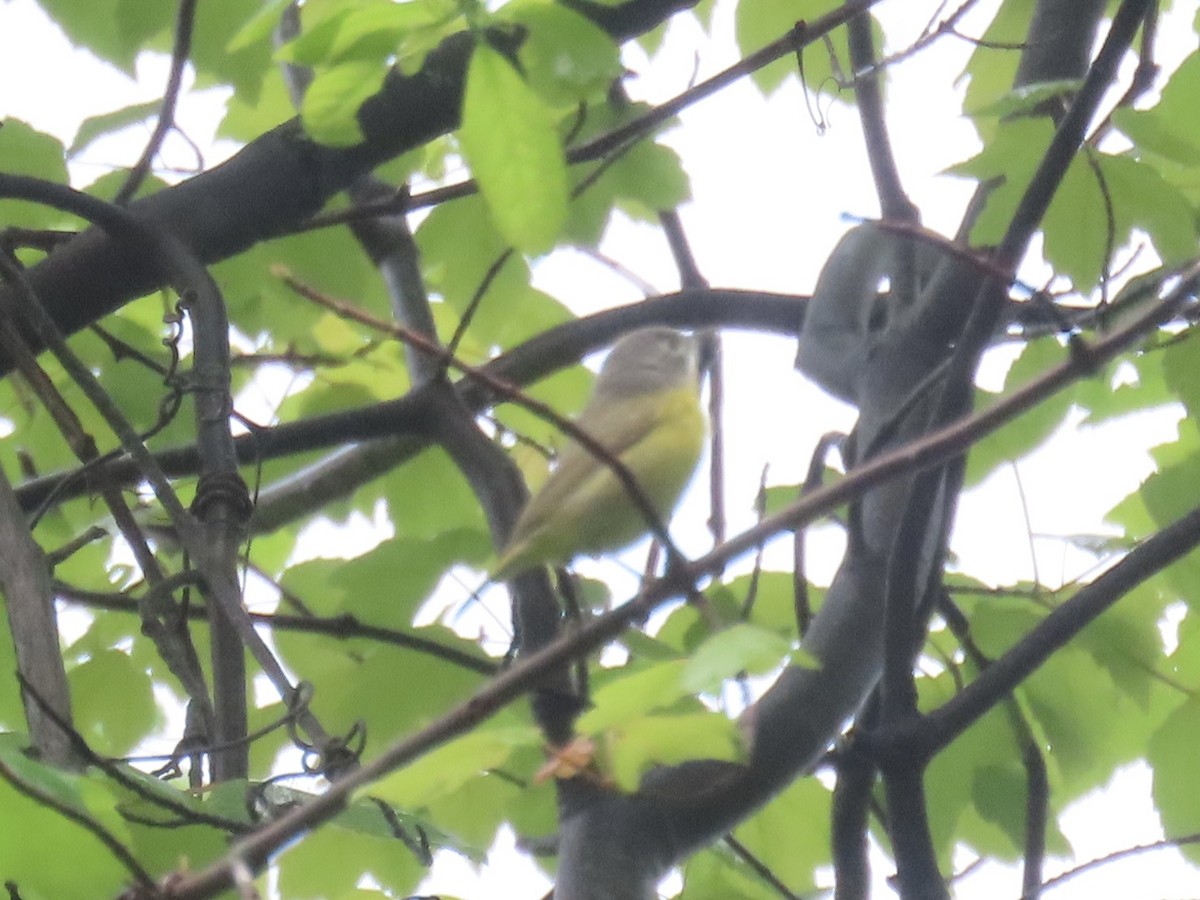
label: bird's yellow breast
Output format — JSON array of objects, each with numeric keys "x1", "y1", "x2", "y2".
[{"x1": 491, "y1": 382, "x2": 705, "y2": 579}]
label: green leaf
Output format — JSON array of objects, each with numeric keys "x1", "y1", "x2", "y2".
[
  {"x1": 1040, "y1": 151, "x2": 1110, "y2": 290},
  {"x1": 67, "y1": 100, "x2": 161, "y2": 158},
  {"x1": 327, "y1": 1, "x2": 431, "y2": 62},
  {"x1": 301, "y1": 59, "x2": 390, "y2": 146},
  {"x1": 1113, "y1": 51, "x2": 1200, "y2": 167},
  {"x1": 507, "y1": 5, "x2": 622, "y2": 107},
  {"x1": 1114, "y1": 106, "x2": 1200, "y2": 168},
  {"x1": 1075, "y1": 339, "x2": 1173, "y2": 426},
  {"x1": 967, "y1": 79, "x2": 1083, "y2": 118},
  {"x1": 609, "y1": 140, "x2": 692, "y2": 220},
  {"x1": 277, "y1": 815, "x2": 426, "y2": 899},
  {"x1": 955, "y1": 118, "x2": 1196, "y2": 293},
  {"x1": 218, "y1": 68, "x2": 297, "y2": 142},
  {"x1": 0, "y1": 737, "x2": 130, "y2": 897},
  {"x1": 960, "y1": 0, "x2": 1037, "y2": 139},
  {"x1": 969, "y1": 602, "x2": 1157, "y2": 796},
  {"x1": 577, "y1": 660, "x2": 688, "y2": 733},
  {"x1": 124, "y1": 812, "x2": 229, "y2": 877},
  {"x1": 562, "y1": 101, "x2": 691, "y2": 243},
  {"x1": 458, "y1": 42, "x2": 569, "y2": 253},
  {"x1": 1150, "y1": 696, "x2": 1200, "y2": 864},
  {"x1": 1140, "y1": 420, "x2": 1200, "y2": 529},
  {"x1": 921, "y1": 668, "x2": 1025, "y2": 863},
  {"x1": 608, "y1": 713, "x2": 742, "y2": 790},
  {"x1": 37, "y1": 0, "x2": 170, "y2": 74},
  {"x1": 618, "y1": 628, "x2": 684, "y2": 662},
  {"x1": 416, "y1": 196, "x2": 535, "y2": 342},
  {"x1": 964, "y1": 337, "x2": 1075, "y2": 486},
  {"x1": 0, "y1": 120, "x2": 71, "y2": 231},
  {"x1": 425, "y1": 767, "x2": 522, "y2": 850},
  {"x1": 382, "y1": 448, "x2": 491, "y2": 541},
  {"x1": 274, "y1": 2, "x2": 353, "y2": 66},
  {"x1": 1077, "y1": 592, "x2": 1170, "y2": 708},
  {"x1": 277, "y1": 0, "x2": 459, "y2": 70},
  {"x1": 227, "y1": 0, "x2": 295, "y2": 54},
  {"x1": 69, "y1": 649, "x2": 160, "y2": 756},
  {"x1": 373, "y1": 724, "x2": 537, "y2": 807},
  {"x1": 949, "y1": 117, "x2": 1053, "y2": 245},
  {"x1": 1162, "y1": 331, "x2": 1200, "y2": 416},
  {"x1": 502, "y1": 744, "x2": 560, "y2": 841},
  {"x1": 732, "y1": 777, "x2": 830, "y2": 891},
  {"x1": 339, "y1": 531, "x2": 490, "y2": 626},
  {"x1": 1135, "y1": 421, "x2": 1200, "y2": 600},
  {"x1": 1096, "y1": 154, "x2": 1198, "y2": 270},
  {"x1": 735, "y1": 0, "x2": 865, "y2": 97},
  {"x1": 185, "y1": 0, "x2": 275, "y2": 100},
  {"x1": 274, "y1": 621, "x2": 489, "y2": 757},
  {"x1": 681, "y1": 623, "x2": 804, "y2": 694},
  {"x1": 652, "y1": 601, "x2": 714, "y2": 655},
  {"x1": 681, "y1": 848, "x2": 780, "y2": 899}
]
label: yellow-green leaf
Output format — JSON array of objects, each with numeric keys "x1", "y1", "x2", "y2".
[
  {"x1": 681, "y1": 623, "x2": 804, "y2": 694},
  {"x1": 372, "y1": 725, "x2": 537, "y2": 807},
  {"x1": 577, "y1": 660, "x2": 688, "y2": 733},
  {"x1": 608, "y1": 713, "x2": 742, "y2": 791},
  {"x1": 458, "y1": 42, "x2": 568, "y2": 253},
  {"x1": 301, "y1": 59, "x2": 390, "y2": 146}
]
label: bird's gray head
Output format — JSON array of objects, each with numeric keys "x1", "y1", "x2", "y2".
[{"x1": 593, "y1": 328, "x2": 699, "y2": 399}]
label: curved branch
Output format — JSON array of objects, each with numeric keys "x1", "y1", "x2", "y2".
[{"x1": 15, "y1": 289, "x2": 805, "y2": 516}]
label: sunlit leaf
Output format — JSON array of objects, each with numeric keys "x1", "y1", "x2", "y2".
[
  {"x1": 69, "y1": 649, "x2": 161, "y2": 756},
  {"x1": 458, "y1": 42, "x2": 569, "y2": 253},
  {"x1": 507, "y1": 4, "x2": 622, "y2": 107},
  {"x1": 607, "y1": 712, "x2": 742, "y2": 791},
  {"x1": 577, "y1": 660, "x2": 688, "y2": 733},
  {"x1": 301, "y1": 59, "x2": 390, "y2": 146},
  {"x1": 373, "y1": 724, "x2": 538, "y2": 808},
  {"x1": 735, "y1": 0, "x2": 868, "y2": 98}
]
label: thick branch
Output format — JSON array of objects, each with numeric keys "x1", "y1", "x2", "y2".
[{"x1": 0, "y1": 468, "x2": 78, "y2": 768}]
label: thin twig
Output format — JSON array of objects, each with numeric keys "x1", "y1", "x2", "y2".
[
  {"x1": 58, "y1": 582, "x2": 498, "y2": 676},
  {"x1": 1032, "y1": 832, "x2": 1200, "y2": 897},
  {"x1": 113, "y1": 0, "x2": 198, "y2": 205}
]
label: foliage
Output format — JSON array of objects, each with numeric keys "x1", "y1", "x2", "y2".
[{"x1": 1, "y1": 0, "x2": 1199, "y2": 898}]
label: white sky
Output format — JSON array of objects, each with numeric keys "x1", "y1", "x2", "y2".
[{"x1": 1, "y1": 0, "x2": 1197, "y2": 897}]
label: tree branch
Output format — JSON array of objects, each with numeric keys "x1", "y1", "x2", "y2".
[
  {"x1": 900, "y1": 501, "x2": 1200, "y2": 758},
  {"x1": 156, "y1": 256, "x2": 1198, "y2": 898}
]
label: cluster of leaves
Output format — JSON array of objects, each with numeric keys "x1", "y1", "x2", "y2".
[{"x1": 1, "y1": 0, "x2": 1199, "y2": 897}]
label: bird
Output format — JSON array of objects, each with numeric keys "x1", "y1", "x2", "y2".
[{"x1": 492, "y1": 327, "x2": 706, "y2": 580}]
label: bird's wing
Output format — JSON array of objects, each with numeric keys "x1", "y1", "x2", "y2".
[{"x1": 506, "y1": 396, "x2": 668, "y2": 539}]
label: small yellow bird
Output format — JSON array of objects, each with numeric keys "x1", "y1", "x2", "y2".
[{"x1": 492, "y1": 327, "x2": 706, "y2": 580}]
